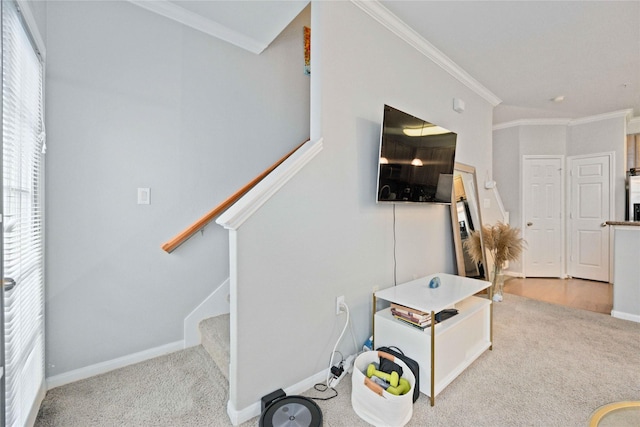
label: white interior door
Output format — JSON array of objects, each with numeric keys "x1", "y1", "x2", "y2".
[
  {"x1": 522, "y1": 156, "x2": 564, "y2": 277},
  {"x1": 567, "y1": 154, "x2": 612, "y2": 282}
]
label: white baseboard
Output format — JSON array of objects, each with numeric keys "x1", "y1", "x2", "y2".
[
  {"x1": 46, "y1": 340, "x2": 184, "y2": 390},
  {"x1": 184, "y1": 278, "x2": 231, "y2": 348},
  {"x1": 611, "y1": 310, "x2": 640, "y2": 323},
  {"x1": 503, "y1": 270, "x2": 525, "y2": 278},
  {"x1": 227, "y1": 369, "x2": 328, "y2": 426}
]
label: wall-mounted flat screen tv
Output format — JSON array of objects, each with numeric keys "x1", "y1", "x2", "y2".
[{"x1": 376, "y1": 105, "x2": 457, "y2": 204}]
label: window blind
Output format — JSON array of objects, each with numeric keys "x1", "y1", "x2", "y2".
[{"x1": 2, "y1": 0, "x2": 46, "y2": 425}]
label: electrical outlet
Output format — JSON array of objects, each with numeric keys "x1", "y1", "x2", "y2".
[{"x1": 336, "y1": 295, "x2": 345, "y2": 315}]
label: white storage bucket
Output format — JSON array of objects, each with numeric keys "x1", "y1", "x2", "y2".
[{"x1": 351, "y1": 350, "x2": 415, "y2": 427}]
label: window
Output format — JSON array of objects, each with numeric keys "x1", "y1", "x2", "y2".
[{"x1": 2, "y1": 0, "x2": 46, "y2": 425}]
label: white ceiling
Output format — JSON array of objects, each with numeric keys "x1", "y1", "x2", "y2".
[
  {"x1": 380, "y1": 1, "x2": 640, "y2": 124},
  {"x1": 137, "y1": 1, "x2": 640, "y2": 125},
  {"x1": 168, "y1": 0, "x2": 308, "y2": 50}
]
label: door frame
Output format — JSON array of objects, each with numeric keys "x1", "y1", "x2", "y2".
[
  {"x1": 566, "y1": 152, "x2": 615, "y2": 283},
  {"x1": 520, "y1": 154, "x2": 566, "y2": 278}
]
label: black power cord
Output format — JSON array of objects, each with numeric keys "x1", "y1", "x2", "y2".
[
  {"x1": 393, "y1": 203, "x2": 397, "y2": 286},
  {"x1": 309, "y1": 354, "x2": 345, "y2": 402},
  {"x1": 309, "y1": 383, "x2": 338, "y2": 401}
]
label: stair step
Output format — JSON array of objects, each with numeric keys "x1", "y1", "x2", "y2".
[{"x1": 199, "y1": 314, "x2": 230, "y2": 381}]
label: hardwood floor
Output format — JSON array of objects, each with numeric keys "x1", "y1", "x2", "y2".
[{"x1": 503, "y1": 276, "x2": 613, "y2": 315}]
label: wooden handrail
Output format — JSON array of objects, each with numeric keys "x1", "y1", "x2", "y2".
[{"x1": 162, "y1": 139, "x2": 308, "y2": 253}]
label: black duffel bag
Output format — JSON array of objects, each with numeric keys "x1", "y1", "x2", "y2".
[{"x1": 376, "y1": 346, "x2": 420, "y2": 403}]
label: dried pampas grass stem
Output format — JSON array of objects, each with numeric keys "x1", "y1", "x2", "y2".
[{"x1": 464, "y1": 222, "x2": 525, "y2": 268}]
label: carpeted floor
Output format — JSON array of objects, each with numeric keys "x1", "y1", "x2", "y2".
[
  {"x1": 36, "y1": 293, "x2": 640, "y2": 426},
  {"x1": 35, "y1": 345, "x2": 232, "y2": 426}
]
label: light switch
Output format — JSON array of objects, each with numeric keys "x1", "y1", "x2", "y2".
[
  {"x1": 138, "y1": 188, "x2": 150, "y2": 205},
  {"x1": 483, "y1": 198, "x2": 491, "y2": 208}
]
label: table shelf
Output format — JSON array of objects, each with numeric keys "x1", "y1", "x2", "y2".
[{"x1": 373, "y1": 273, "x2": 492, "y2": 405}]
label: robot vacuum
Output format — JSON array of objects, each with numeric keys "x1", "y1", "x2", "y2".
[{"x1": 259, "y1": 389, "x2": 322, "y2": 427}]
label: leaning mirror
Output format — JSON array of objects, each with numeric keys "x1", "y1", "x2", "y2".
[{"x1": 450, "y1": 163, "x2": 487, "y2": 280}]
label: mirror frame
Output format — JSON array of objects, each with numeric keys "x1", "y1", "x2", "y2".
[{"x1": 450, "y1": 162, "x2": 488, "y2": 280}]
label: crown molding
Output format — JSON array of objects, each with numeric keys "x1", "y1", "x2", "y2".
[
  {"x1": 494, "y1": 109, "x2": 635, "y2": 130},
  {"x1": 568, "y1": 109, "x2": 634, "y2": 126},
  {"x1": 128, "y1": 0, "x2": 267, "y2": 54},
  {"x1": 351, "y1": 0, "x2": 502, "y2": 107},
  {"x1": 493, "y1": 119, "x2": 571, "y2": 130}
]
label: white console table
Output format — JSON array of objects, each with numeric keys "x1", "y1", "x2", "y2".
[{"x1": 373, "y1": 273, "x2": 492, "y2": 406}]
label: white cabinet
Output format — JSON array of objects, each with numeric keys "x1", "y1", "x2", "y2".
[{"x1": 373, "y1": 273, "x2": 492, "y2": 405}]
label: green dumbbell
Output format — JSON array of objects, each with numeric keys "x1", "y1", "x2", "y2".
[
  {"x1": 386, "y1": 378, "x2": 410, "y2": 396},
  {"x1": 366, "y1": 364, "x2": 399, "y2": 387}
]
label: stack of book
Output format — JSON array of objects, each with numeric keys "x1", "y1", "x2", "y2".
[{"x1": 390, "y1": 303, "x2": 432, "y2": 329}]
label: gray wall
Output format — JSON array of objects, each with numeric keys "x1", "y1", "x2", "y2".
[
  {"x1": 493, "y1": 116, "x2": 628, "y2": 276},
  {"x1": 568, "y1": 116, "x2": 627, "y2": 220},
  {"x1": 228, "y1": 1, "x2": 495, "y2": 410},
  {"x1": 520, "y1": 125, "x2": 567, "y2": 156},
  {"x1": 492, "y1": 126, "x2": 522, "y2": 272},
  {"x1": 45, "y1": 1, "x2": 310, "y2": 377}
]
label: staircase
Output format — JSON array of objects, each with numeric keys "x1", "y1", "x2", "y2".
[
  {"x1": 181, "y1": 138, "x2": 322, "y2": 425},
  {"x1": 199, "y1": 314, "x2": 231, "y2": 380}
]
